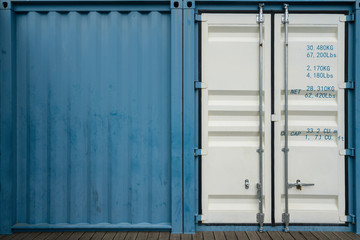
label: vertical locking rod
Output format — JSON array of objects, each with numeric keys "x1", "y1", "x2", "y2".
[
  {"x1": 256, "y1": 3, "x2": 265, "y2": 233},
  {"x1": 281, "y1": 3, "x2": 290, "y2": 233}
]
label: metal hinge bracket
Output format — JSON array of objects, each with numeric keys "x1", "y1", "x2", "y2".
[
  {"x1": 194, "y1": 148, "x2": 207, "y2": 156},
  {"x1": 282, "y1": 4, "x2": 289, "y2": 24},
  {"x1": 282, "y1": 213, "x2": 290, "y2": 232},
  {"x1": 256, "y1": 3, "x2": 264, "y2": 23},
  {"x1": 345, "y1": 215, "x2": 356, "y2": 224},
  {"x1": 340, "y1": 148, "x2": 355, "y2": 157},
  {"x1": 195, "y1": 214, "x2": 206, "y2": 222},
  {"x1": 271, "y1": 114, "x2": 280, "y2": 122},
  {"x1": 340, "y1": 14, "x2": 355, "y2": 22},
  {"x1": 339, "y1": 81, "x2": 355, "y2": 90},
  {"x1": 195, "y1": 14, "x2": 206, "y2": 22},
  {"x1": 256, "y1": 213, "x2": 265, "y2": 223},
  {"x1": 194, "y1": 81, "x2": 207, "y2": 89}
]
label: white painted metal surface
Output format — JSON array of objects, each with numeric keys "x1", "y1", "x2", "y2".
[
  {"x1": 274, "y1": 14, "x2": 346, "y2": 224},
  {"x1": 201, "y1": 13, "x2": 346, "y2": 224},
  {"x1": 201, "y1": 14, "x2": 271, "y2": 223}
]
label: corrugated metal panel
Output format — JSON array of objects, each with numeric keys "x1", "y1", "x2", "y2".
[{"x1": 15, "y1": 10, "x2": 171, "y2": 226}]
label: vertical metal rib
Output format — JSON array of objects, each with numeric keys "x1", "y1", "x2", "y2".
[
  {"x1": 282, "y1": 3, "x2": 290, "y2": 232},
  {"x1": 257, "y1": 3, "x2": 265, "y2": 232}
]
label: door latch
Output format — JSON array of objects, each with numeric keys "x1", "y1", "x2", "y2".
[
  {"x1": 288, "y1": 179, "x2": 314, "y2": 190},
  {"x1": 245, "y1": 179, "x2": 250, "y2": 189}
]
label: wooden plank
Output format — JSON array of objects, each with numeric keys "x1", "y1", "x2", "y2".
[
  {"x1": 136, "y1": 232, "x2": 149, "y2": 240},
  {"x1": 32, "y1": 232, "x2": 53, "y2": 240},
  {"x1": 192, "y1": 232, "x2": 202, "y2": 240},
  {"x1": 333, "y1": 232, "x2": 353, "y2": 240},
  {"x1": 321, "y1": 232, "x2": 340, "y2": 240},
  {"x1": 90, "y1": 232, "x2": 106, "y2": 240},
  {"x1": 43, "y1": 232, "x2": 63, "y2": 240},
  {"x1": 213, "y1": 232, "x2": 226, "y2": 240},
  {"x1": 67, "y1": 232, "x2": 86, "y2": 240},
  {"x1": 20, "y1": 232, "x2": 42, "y2": 240},
  {"x1": 278, "y1": 232, "x2": 295, "y2": 240},
  {"x1": 311, "y1": 232, "x2": 329, "y2": 240},
  {"x1": 78, "y1": 232, "x2": 95, "y2": 240},
  {"x1": 124, "y1": 232, "x2": 138, "y2": 240},
  {"x1": 344, "y1": 232, "x2": 360, "y2": 240},
  {"x1": 224, "y1": 232, "x2": 237, "y2": 240},
  {"x1": 113, "y1": 232, "x2": 128, "y2": 240},
  {"x1": 102, "y1": 232, "x2": 117, "y2": 240},
  {"x1": 299, "y1": 232, "x2": 318, "y2": 240},
  {"x1": 147, "y1": 232, "x2": 160, "y2": 240},
  {"x1": 289, "y1": 232, "x2": 306, "y2": 240},
  {"x1": 181, "y1": 234, "x2": 192, "y2": 240},
  {"x1": 235, "y1": 232, "x2": 249, "y2": 240},
  {"x1": 202, "y1": 232, "x2": 215, "y2": 240},
  {"x1": 169, "y1": 234, "x2": 180, "y2": 240},
  {"x1": 246, "y1": 232, "x2": 259, "y2": 240},
  {"x1": 256, "y1": 232, "x2": 272, "y2": 240},
  {"x1": 267, "y1": 231, "x2": 282, "y2": 240},
  {"x1": 0, "y1": 234, "x2": 14, "y2": 240},
  {"x1": 55, "y1": 232, "x2": 74, "y2": 240},
  {"x1": 158, "y1": 232, "x2": 170, "y2": 240},
  {"x1": 7, "y1": 232, "x2": 32, "y2": 240}
]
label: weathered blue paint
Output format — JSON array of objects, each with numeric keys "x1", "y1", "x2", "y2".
[
  {"x1": 183, "y1": 0, "x2": 196, "y2": 234},
  {"x1": 1, "y1": 0, "x2": 360, "y2": 235},
  {"x1": 0, "y1": 9, "x2": 16, "y2": 235},
  {"x1": 170, "y1": 0, "x2": 184, "y2": 234},
  {"x1": 0, "y1": 4, "x2": 179, "y2": 233},
  {"x1": 354, "y1": 0, "x2": 360, "y2": 234},
  {"x1": 12, "y1": 4, "x2": 170, "y2": 12},
  {"x1": 347, "y1": 1, "x2": 357, "y2": 234},
  {"x1": 194, "y1": 6, "x2": 200, "y2": 230},
  {"x1": 12, "y1": 223, "x2": 172, "y2": 231},
  {"x1": 195, "y1": 2, "x2": 354, "y2": 12}
]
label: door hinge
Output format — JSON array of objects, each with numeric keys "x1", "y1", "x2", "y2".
[
  {"x1": 345, "y1": 215, "x2": 356, "y2": 224},
  {"x1": 340, "y1": 14, "x2": 355, "y2": 22},
  {"x1": 340, "y1": 148, "x2": 355, "y2": 157},
  {"x1": 271, "y1": 114, "x2": 280, "y2": 122},
  {"x1": 194, "y1": 81, "x2": 207, "y2": 89},
  {"x1": 195, "y1": 214, "x2": 206, "y2": 222},
  {"x1": 195, "y1": 14, "x2": 206, "y2": 22},
  {"x1": 339, "y1": 81, "x2": 355, "y2": 90},
  {"x1": 194, "y1": 148, "x2": 207, "y2": 156}
]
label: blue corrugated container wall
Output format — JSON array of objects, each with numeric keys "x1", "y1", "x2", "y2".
[
  {"x1": 0, "y1": 0, "x2": 360, "y2": 235},
  {"x1": 0, "y1": 0, "x2": 183, "y2": 234},
  {"x1": 17, "y1": 10, "x2": 171, "y2": 224}
]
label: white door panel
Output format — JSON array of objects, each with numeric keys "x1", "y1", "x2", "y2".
[
  {"x1": 201, "y1": 13, "x2": 271, "y2": 223},
  {"x1": 274, "y1": 14, "x2": 346, "y2": 223},
  {"x1": 201, "y1": 13, "x2": 346, "y2": 225}
]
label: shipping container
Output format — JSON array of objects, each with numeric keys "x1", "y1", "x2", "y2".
[{"x1": 0, "y1": 0, "x2": 360, "y2": 235}]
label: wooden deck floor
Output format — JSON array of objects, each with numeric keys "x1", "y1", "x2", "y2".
[{"x1": 0, "y1": 231, "x2": 360, "y2": 240}]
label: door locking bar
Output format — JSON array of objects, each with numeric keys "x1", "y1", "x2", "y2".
[
  {"x1": 257, "y1": 3, "x2": 265, "y2": 233},
  {"x1": 288, "y1": 180, "x2": 315, "y2": 191},
  {"x1": 281, "y1": 3, "x2": 290, "y2": 233}
]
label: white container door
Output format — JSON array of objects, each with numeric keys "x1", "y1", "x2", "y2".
[
  {"x1": 201, "y1": 13, "x2": 347, "y2": 225},
  {"x1": 274, "y1": 14, "x2": 346, "y2": 223},
  {"x1": 200, "y1": 14, "x2": 271, "y2": 223}
]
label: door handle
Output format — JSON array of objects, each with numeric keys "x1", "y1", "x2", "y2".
[{"x1": 288, "y1": 179, "x2": 315, "y2": 190}]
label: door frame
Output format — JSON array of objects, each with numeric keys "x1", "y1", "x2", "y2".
[{"x1": 182, "y1": 1, "x2": 358, "y2": 233}]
